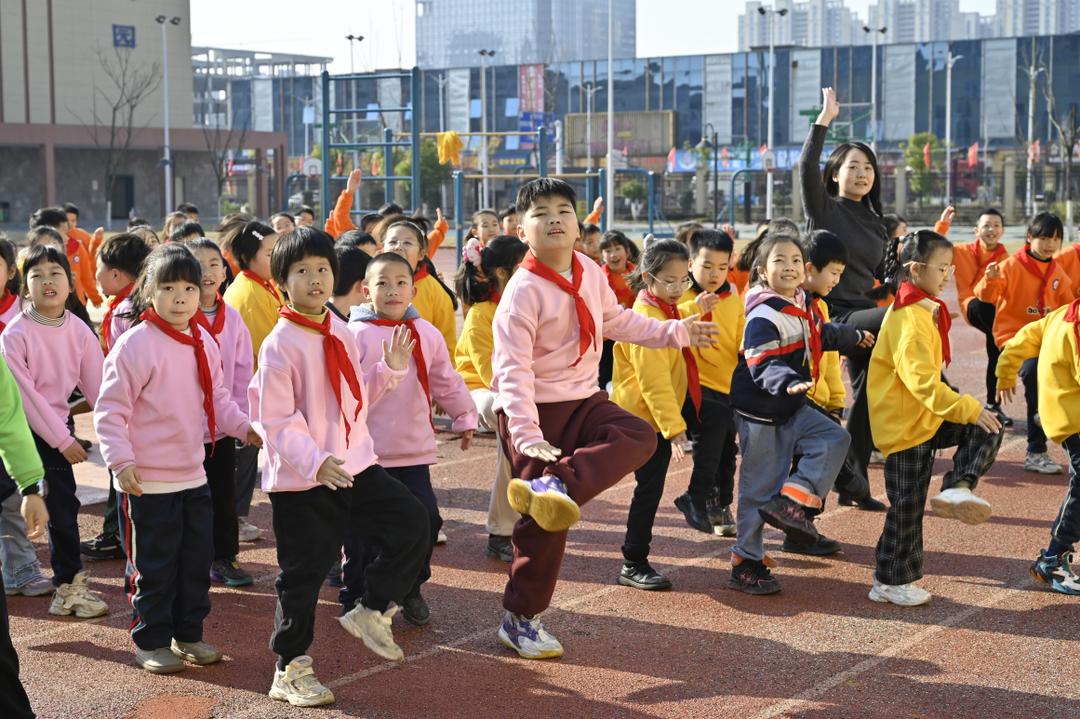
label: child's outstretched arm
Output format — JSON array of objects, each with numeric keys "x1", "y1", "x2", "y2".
[
  {"x1": 995, "y1": 315, "x2": 1047, "y2": 404},
  {"x1": 820, "y1": 320, "x2": 874, "y2": 352},
  {"x1": 599, "y1": 283, "x2": 707, "y2": 350}
]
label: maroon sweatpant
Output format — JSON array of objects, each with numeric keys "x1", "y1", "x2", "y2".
[{"x1": 497, "y1": 392, "x2": 657, "y2": 615}]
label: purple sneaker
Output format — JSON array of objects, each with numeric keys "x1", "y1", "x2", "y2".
[
  {"x1": 497, "y1": 611, "x2": 564, "y2": 659},
  {"x1": 507, "y1": 476, "x2": 581, "y2": 532}
]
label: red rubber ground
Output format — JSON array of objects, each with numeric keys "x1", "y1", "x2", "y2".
[{"x1": 8, "y1": 251, "x2": 1080, "y2": 718}]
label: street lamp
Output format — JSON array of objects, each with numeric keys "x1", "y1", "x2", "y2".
[
  {"x1": 156, "y1": 15, "x2": 181, "y2": 216},
  {"x1": 1025, "y1": 64, "x2": 1046, "y2": 215},
  {"x1": 478, "y1": 49, "x2": 496, "y2": 207},
  {"x1": 759, "y1": 5, "x2": 787, "y2": 220},
  {"x1": 945, "y1": 52, "x2": 963, "y2": 207},
  {"x1": 345, "y1": 35, "x2": 364, "y2": 74},
  {"x1": 698, "y1": 124, "x2": 719, "y2": 228},
  {"x1": 434, "y1": 72, "x2": 450, "y2": 132},
  {"x1": 863, "y1": 25, "x2": 887, "y2": 154}
]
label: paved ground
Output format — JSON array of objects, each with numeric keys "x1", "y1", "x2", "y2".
[{"x1": 8, "y1": 240, "x2": 1080, "y2": 718}]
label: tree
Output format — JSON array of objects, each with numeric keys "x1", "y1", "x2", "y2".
[
  {"x1": 620, "y1": 179, "x2": 647, "y2": 220},
  {"x1": 196, "y1": 79, "x2": 248, "y2": 220},
  {"x1": 900, "y1": 132, "x2": 946, "y2": 204},
  {"x1": 80, "y1": 46, "x2": 161, "y2": 227},
  {"x1": 1040, "y1": 55, "x2": 1080, "y2": 222}
]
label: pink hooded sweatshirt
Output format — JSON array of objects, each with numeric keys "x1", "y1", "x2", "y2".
[
  {"x1": 492, "y1": 250, "x2": 691, "y2": 452},
  {"x1": 0, "y1": 310, "x2": 103, "y2": 452},
  {"x1": 95, "y1": 321, "x2": 250, "y2": 484},
  {"x1": 348, "y1": 304, "x2": 478, "y2": 467},
  {"x1": 248, "y1": 316, "x2": 407, "y2": 492}
]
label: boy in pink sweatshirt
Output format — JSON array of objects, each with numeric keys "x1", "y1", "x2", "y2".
[
  {"x1": 0, "y1": 246, "x2": 107, "y2": 619},
  {"x1": 95, "y1": 245, "x2": 259, "y2": 675},
  {"x1": 492, "y1": 178, "x2": 719, "y2": 659},
  {"x1": 343, "y1": 252, "x2": 478, "y2": 625},
  {"x1": 247, "y1": 226, "x2": 430, "y2": 708}
]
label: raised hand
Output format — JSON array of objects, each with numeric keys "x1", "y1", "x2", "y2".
[
  {"x1": 592, "y1": 196, "x2": 604, "y2": 216},
  {"x1": 346, "y1": 168, "x2": 363, "y2": 194},
  {"x1": 939, "y1": 205, "x2": 956, "y2": 225},
  {"x1": 817, "y1": 87, "x2": 840, "y2": 127},
  {"x1": 435, "y1": 207, "x2": 445, "y2": 225},
  {"x1": 721, "y1": 223, "x2": 739, "y2": 239},
  {"x1": 985, "y1": 261, "x2": 1001, "y2": 279},
  {"x1": 383, "y1": 325, "x2": 416, "y2": 371}
]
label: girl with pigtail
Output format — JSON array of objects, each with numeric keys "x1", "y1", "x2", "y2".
[{"x1": 453, "y1": 235, "x2": 530, "y2": 562}]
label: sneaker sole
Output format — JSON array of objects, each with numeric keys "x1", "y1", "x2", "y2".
[
  {"x1": 930, "y1": 495, "x2": 992, "y2": 525},
  {"x1": 171, "y1": 648, "x2": 222, "y2": 665},
  {"x1": 616, "y1": 574, "x2": 673, "y2": 591},
  {"x1": 507, "y1": 478, "x2": 580, "y2": 533},
  {"x1": 712, "y1": 525, "x2": 736, "y2": 537},
  {"x1": 136, "y1": 656, "x2": 186, "y2": 674},
  {"x1": 497, "y1": 626, "x2": 563, "y2": 659},
  {"x1": 780, "y1": 542, "x2": 842, "y2": 556},
  {"x1": 867, "y1": 587, "x2": 931, "y2": 606},
  {"x1": 757, "y1": 507, "x2": 818, "y2": 545},
  {"x1": 79, "y1": 547, "x2": 127, "y2": 559},
  {"x1": 269, "y1": 686, "x2": 335, "y2": 707},
  {"x1": 49, "y1": 602, "x2": 109, "y2": 618},
  {"x1": 338, "y1": 615, "x2": 405, "y2": 662},
  {"x1": 1029, "y1": 567, "x2": 1080, "y2": 595},
  {"x1": 1023, "y1": 463, "x2": 1063, "y2": 475},
  {"x1": 725, "y1": 577, "x2": 782, "y2": 595},
  {"x1": 5, "y1": 583, "x2": 56, "y2": 597},
  {"x1": 485, "y1": 546, "x2": 513, "y2": 562},
  {"x1": 402, "y1": 609, "x2": 432, "y2": 626}
]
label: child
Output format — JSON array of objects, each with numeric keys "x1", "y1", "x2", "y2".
[
  {"x1": 470, "y1": 209, "x2": 502, "y2": 247},
  {"x1": 611, "y1": 238, "x2": 731, "y2": 590},
  {"x1": 169, "y1": 220, "x2": 204, "y2": 245},
  {"x1": 30, "y1": 207, "x2": 102, "y2": 308},
  {"x1": 61, "y1": 202, "x2": 103, "y2": 277},
  {"x1": 337, "y1": 229, "x2": 378, "y2": 257},
  {"x1": 377, "y1": 218, "x2": 457, "y2": 358},
  {"x1": 178, "y1": 202, "x2": 200, "y2": 223},
  {"x1": 455, "y1": 236, "x2": 529, "y2": 562},
  {"x1": 327, "y1": 244, "x2": 372, "y2": 323},
  {"x1": 95, "y1": 244, "x2": 259, "y2": 673},
  {"x1": 188, "y1": 238, "x2": 257, "y2": 586},
  {"x1": 162, "y1": 212, "x2": 188, "y2": 243},
  {"x1": 270, "y1": 212, "x2": 296, "y2": 236},
  {"x1": 678, "y1": 228, "x2": 743, "y2": 535},
  {"x1": 0, "y1": 246, "x2": 108, "y2": 617},
  {"x1": 0, "y1": 353, "x2": 47, "y2": 719},
  {"x1": 996, "y1": 294, "x2": 1080, "y2": 595},
  {"x1": 344, "y1": 252, "x2": 478, "y2": 624},
  {"x1": 975, "y1": 211, "x2": 1073, "y2": 475},
  {"x1": 868, "y1": 230, "x2": 1003, "y2": 606},
  {"x1": 295, "y1": 205, "x2": 316, "y2": 227},
  {"x1": 248, "y1": 226, "x2": 429, "y2": 706},
  {"x1": 0, "y1": 236, "x2": 20, "y2": 331},
  {"x1": 499, "y1": 204, "x2": 519, "y2": 235},
  {"x1": 801, "y1": 230, "x2": 886, "y2": 514},
  {"x1": 728, "y1": 233, "x2": 870, "y2": 594},
  {"x1": 954, "y1": 209, "x2": 1011, "y2": 416},
  {"x1": 223, "y1": 221, "x2": 283, "y2": 542},
  {"x1": 598, "y1": 230, "x2": 637, "y2": 391},
  {"x1": 575, "y1": 223, "x2": 602, "y2": 263},
  {"x1": 79, "y1": 233, "x2": 152, "y2": 561},
  {"x1": 491, "y1": 178, "x2": 717, "y2": 657}
]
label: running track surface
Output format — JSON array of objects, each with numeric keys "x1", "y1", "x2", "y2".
[{"x1": 8, "y1": 250, "x2": 1080, "y2": 718}]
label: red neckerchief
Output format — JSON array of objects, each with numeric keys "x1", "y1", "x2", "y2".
[
  {"x1": 140, "y1": 308, "x2": 217, "y2": 448},
  {"x1": 643, "y1": 290, "x2": 701, "y2": 419},
  {"x1": 367, "y1": 317, "x2": 433, "y2": 431},
  {"x1": 66, "y1": 237, "x2": 80, "y2": 257},
  {"x1": 0, "y1": 290, "x2": 17, "y2": 334},
  {"x1": 490, "y1": 290, "x2": 502, "y2": 305},
  {"x1": 1064, "y1": 298, "x2": 1080, "y2": 366},
  {"x1": 241, "y1": 270, "x2": 282, "y2": 306},
  {"x1": 520, "y1": 250, "x2": 596, "y2": 367},
  {"x1": 192, "y1": 293, "x2": 227, "y2": 343},
  {"x1": 102, "y1": 284, "x2": 134, "y2": 354},
  {"x1": 894, "y1": 280, "x2": 952, "y2": 367},
  {"x1": 279, "y1": 305, "x2": 364, "y2": 446},
  {"x1": 1015, "y1": 246, "x2": 1057, "y2": 315},
  {"x1": 778, "y1": 297, "x2": 824, "y2": 383},
  {"x1": 602, "y1": 263, "x2": 634, "y2": 307},
  {"x1": 969, "y1": 241, "x2": 1007, "y2": 271},
  {"x1": 414, "y1": 263, "x2": 431, "y2": 283}
]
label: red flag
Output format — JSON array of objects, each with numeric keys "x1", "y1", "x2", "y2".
[
  {"x1": 666, "y1": 146, "x2": 676, "y2": 172},
  {"x1": 760, "y1": 143, "x2": 768, "y2": 157},
  {"x1": 721, "y1": 147, "x2": 730, "y2": 169},
  {"x1": 335, "y1": 153, "x2": 343, "y2": 176},
  {"x1": 372, "y1": 153, "x2": 380, "y2": 176},
  {"x1": 967, "y1": 142, "x2": 979, "y2": 167},
  {"x1": 1029, "y1": 140, "x2": 1041, "y2": 164},
  {"x1": 924, "y1": 142, "x2": 932, "y2": 170}
]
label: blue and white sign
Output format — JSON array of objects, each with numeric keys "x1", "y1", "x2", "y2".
[{"x1": 113, "y1": 25, "x2": 136, "y2": 48}]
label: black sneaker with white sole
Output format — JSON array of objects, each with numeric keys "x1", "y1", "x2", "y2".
[{"x1": 80, "y1": 532, "x2": 126, "y2": 559}]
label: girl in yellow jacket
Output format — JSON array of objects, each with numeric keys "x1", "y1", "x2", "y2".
[
  {"x1": 454, "y1": 235, "x2": 529, "y2": 563},
  {"x1": 867, "y1": 230, "x2": 1003, "y2": 607},
  {"x1": 611, "y1": 238, "x2": 729, "y2": 591},
  {"x1": 995, "y1": 299, "x2": 1080, "y2": 595}
]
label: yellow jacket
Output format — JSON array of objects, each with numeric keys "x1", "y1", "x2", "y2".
[
  {"x1": 413, "y1": 274, "x2": 457, "y2": 361},
  {"x1": 223, "y1": 273, "x2": 285, "y2": 369},
  {"x1": 805, "y1": 299, "x2": 846, "y2": 413},
  {"x1": 868, "y1": 300, "x2": 982, "y2": 457},
  {"x1": 455, "y1": 299, "x2": 497, "y2": 391},
  {"x1": 611, "y1": 301, "x2": 688, "y2": 439},
  {"x1": 678, "y1": 288, "x2": 743, "y2": 395},
  {"x1": 996, "y1": 304, "x2": 1080, "y2": 444}
]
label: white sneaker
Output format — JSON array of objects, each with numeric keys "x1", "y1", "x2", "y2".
[
  {"x1": 49, "y1": 571, "x2": 108, "y2": 618},
  {"x1": 170, "y1": 639, "x2": 223, "y2": 665},
  {"x1": 435, "y1": 530, "x2": 447, "y2": 545},
  {"x1": 238, "y1": 517, "x2": 263, "y2": 542},
  {"x1": 268, "y1": 655, "x2": 335, "y2": 707},
  {"x1": 498, "y1": 611, "x2": 564, "y2": 659},
  {"x1": 339, "y1": 604, "x2": 404, "y2": 662},
  {"x1": 1023, "y1": 452, "x2": 1063, "y2": 475},
  {"x1": 5, "y1": 576, "x2": 55, "y2": 597},
  {"x1": 868, "y1": 578, "x2": 932, "y2": 606},
  {"x1": 929, "y1": 487, "x2": 993, "y2": 525},
  {"x1": 869, "y1": 450, "x2": 886, "y2": 465}
]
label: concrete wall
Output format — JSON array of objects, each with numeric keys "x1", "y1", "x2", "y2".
[{"x1": 0, "y1": 147, "x2": 43, "y2": 225}]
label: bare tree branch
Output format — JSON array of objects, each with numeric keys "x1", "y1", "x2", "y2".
[{"x1": 197, "y1": 77, "x2": 249, "y2": 218}]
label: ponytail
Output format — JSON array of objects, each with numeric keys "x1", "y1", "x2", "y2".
[
  {"x1": 454, "y1": 235, "x2": 528, "y2": 305},
  {"x1": 865, "y1": 234, "x2": 903, "y2": 302}
]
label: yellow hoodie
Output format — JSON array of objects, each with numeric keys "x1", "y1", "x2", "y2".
[
  {"x1": 678, "y1": 287, "x2": 744, "y2": 395},
  {"x1": 223, "y1": 272, "x2": 285, "y2": 369},
  {"x1": 996, "y1": 303, "x2": 1080, "y2": 445},
  {"x1": 868, "y1": 300, "x2": 982, "y2": 457},
  {"x1": 611, "y1": 300, "x2": 688, "y2": 439},
  {"x1": 455, "y1": 299, "x2": 497, "y2": 391},
  {"x1": 412, "y1": 274, "x2": 457, "y2": 361},
  {"x1": 805, "y1": 299, "x2": 846, "y2": 413}
]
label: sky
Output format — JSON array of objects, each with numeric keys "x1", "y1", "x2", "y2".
[{"x1": 190, "y1": 0, "x2": 1000, "y2": 72}]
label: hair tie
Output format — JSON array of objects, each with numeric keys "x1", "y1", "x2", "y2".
[
  {"x1": 463, "y1": 238, "x2": 483, "y2": 268},
  {"x1": 252, "y1": 230, "x2": 264, "y2": 241},
  {"x1": 643, "y1": 233, "x2": 656, "y2": 249}
]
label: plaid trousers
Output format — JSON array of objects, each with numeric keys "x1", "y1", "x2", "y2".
[{"x1": 874, "y1": 418, "x2": 1003, "y2": 585}]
